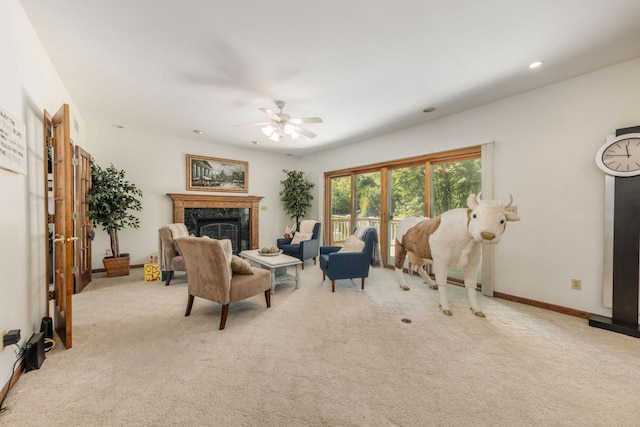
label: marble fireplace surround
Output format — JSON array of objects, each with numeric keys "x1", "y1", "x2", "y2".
[{"x1": 167, "y1": 193, "x2": 263, "y2": 250}]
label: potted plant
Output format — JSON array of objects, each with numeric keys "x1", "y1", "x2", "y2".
[
  {"x1": 279, "y1": 169, "x2": 315, "y2": 224},
  {"x1": 87, "y1": 161, "x2": 143, "y2": 277}
]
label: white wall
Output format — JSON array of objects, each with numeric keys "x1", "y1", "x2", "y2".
[
  {"x1": 83, "y1": 122, "x2": 300, "y2": 269},
  {"x1": 301, "y1": 57, "x2": 640, "y2": 317},
  {"x1": 0, "y1": 0, "x2": 85, "y2": 390}
]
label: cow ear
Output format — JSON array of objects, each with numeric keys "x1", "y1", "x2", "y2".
[
  {"x1": 467, "y1": 193, "x2": 478, "y2": 208},
  {"x1": 505, "y1": 212, "x2": 520, "y2": 222}
]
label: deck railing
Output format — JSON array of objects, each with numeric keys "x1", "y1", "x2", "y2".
[{"x1": 330, "y1": 217, "x2": 399, "y2": 246}]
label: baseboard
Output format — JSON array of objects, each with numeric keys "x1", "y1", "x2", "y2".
[
  {"x1": 392, "y1": 266, "x2": 589, "y2": 319},
  {"x1": 493, "y1": 292, "x2": 590, "y2": 319},
  {"x1": 92, "y1": 263, "x2": 143, "y2": 274},
  {"x1": 0, "y1": 359, "x2": 24, "y2": 407}
]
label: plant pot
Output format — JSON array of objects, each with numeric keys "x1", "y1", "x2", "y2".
[{"x1": 103, "y1": 254, "x2": 130, "y2": 277}]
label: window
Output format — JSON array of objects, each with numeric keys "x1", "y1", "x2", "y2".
[{"x1": 324, "y1": 146, "x2": 481, "y2": 276}]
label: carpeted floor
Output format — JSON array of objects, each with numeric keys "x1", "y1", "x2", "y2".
[{"x1": 2, "y1": 264, "x2": 639, "y2": 426}]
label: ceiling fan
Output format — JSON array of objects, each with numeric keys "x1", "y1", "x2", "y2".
[{"x1": 236, "y1": 100, "x2": 323, "y2": 141}]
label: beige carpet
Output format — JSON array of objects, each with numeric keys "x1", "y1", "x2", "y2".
[{"x1": 2, "y1": 265, "x2": 640, "y2": 426}]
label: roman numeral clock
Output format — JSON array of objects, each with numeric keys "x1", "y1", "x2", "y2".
[{"x1": 590, "y1": 126, "x2": 640, "y2": 337}]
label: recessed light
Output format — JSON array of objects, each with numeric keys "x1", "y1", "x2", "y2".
[
  {"x1": 111, "y1": 124, "x2": 124, "y2": 129},
  {"x1": 422, "y1": 107, "x2": 436, "y2": 113},
  {"x1": 193, "y1": 129, "x2": 204, "y2": 135},
  {"x1": 251, "y1": 140, "x2": 260, "y2": 145},
  {"x1": 529, "y1": 61, "x2": 543, "y2": 69}
]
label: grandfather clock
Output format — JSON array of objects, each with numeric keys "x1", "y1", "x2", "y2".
[{"x1": 589, "y1": 125, "x2": 640, "y2": 337}]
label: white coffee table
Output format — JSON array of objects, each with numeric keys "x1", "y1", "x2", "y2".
[{"x1": 239, "y1": 250, "x2": 302, "y2": 294}]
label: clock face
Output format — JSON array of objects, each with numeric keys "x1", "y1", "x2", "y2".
[{"x1": 595, "y1": 133, "x2": 640, "y2": 177}]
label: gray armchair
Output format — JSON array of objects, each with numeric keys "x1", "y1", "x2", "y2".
[
  {"x1": 176, "y1": 236, "x2": 271, "y2": 330},
  {"x1": 158, "y1": 223, "x2": 189, "y2": 285}
]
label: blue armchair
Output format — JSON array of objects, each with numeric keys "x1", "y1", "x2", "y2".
[
  {"x1": 319, "y1": 226, "x2": 379, "y2": 292},
  {"x1": 276, "y1": 221, "x2": 321, "y2": 270}
]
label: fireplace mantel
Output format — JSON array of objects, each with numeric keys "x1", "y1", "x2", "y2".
[{"x1": 167, "y1": 193, "x2": 263, "y2": 249}]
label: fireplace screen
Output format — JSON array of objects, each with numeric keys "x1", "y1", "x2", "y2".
[{"x1": 198, "y1": 218, "x2": 241, "y2": 254}]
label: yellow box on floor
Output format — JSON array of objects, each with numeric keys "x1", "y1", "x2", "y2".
[{"x1": 144, "y1": 263, "x2": 161, "y2": 281}]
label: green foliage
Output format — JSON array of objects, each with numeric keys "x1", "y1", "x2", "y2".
[
  {"x1": 330, "y1": 176, "x2": 351, "y2": 216},
  {"x1": 431, "y1": 159, "x2": 481, "y2": 216},
  {"x1": 87, "y1": 162, "x2": 143, "y2": 258},
  {"x1": 355, "y1": 172, "x2": 381, "y2": 217},
  {"x1": 390, "y1": 165, "x2": 425, "y2": 218},
  {"x1": 331, "y1": 173, "x2": 382, "y2": 218},
  {"x1": 279, "y1": 169, "x2": 315, "y2": 223},
  {"x1": 329, "y1": 159, "x2": 481, "y2": 220}
]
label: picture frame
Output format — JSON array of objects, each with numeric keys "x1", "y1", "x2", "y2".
[{"x1": 186, "y1": 154, "x2": 248, "y2": 193}]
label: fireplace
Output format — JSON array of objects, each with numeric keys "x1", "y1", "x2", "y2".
[{"x1": 167, "y1": 194, "x2": 263, "y2": 250}]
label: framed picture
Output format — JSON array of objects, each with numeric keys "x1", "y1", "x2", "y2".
[{"x1": 186, "y1": 154, "x2": 248, "y2": 193}]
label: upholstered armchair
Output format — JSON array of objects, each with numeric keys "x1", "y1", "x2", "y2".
[
  {"x1": 158, "y1": 223, "x2": 189, "y2": 286},
  {"x1": 276, "y1": 221, "x2": 321, "y2": 270},
  {"x1": 176, "y1": 236, "x2": 271, "y2": 330},
  {"x1": 319, "y1": 226, "x2": 380, "y2": 292}
]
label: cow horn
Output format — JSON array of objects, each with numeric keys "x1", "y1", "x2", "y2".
[
  {"x1": 476, "y1": 192, "x2": 484, "y2": 203},
  {"x1": 504, "y1": 193, "x2": 513, "y2": 208}
]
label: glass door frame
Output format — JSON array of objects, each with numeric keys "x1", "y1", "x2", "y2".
[{"x1": 323, "y1": 146, "x2": 481, "y2": 269}]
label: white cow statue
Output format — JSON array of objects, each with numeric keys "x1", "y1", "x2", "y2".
[{"x1": 394, "y1": 193, "x2": 520, "y2": 317}]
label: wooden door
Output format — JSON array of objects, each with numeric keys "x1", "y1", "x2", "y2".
[
  {"x1": 50, "y1": 104, "x2": 74, "y2": 349},
  {"x1": 44, "y1": 111, "x2": 53, "y2": 317},
  {"x1": 75, "y1": 146, "x2": 92, "y2": 292}
]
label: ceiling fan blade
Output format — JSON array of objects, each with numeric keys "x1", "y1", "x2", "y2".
[
  {"x1": 235, "y1": 122, "x2": 271, "y2": 127},
  {"x1": 259, "y1": 108, "x2": 282, "y2": 122},
  {"x1": 288, "y1": 117, "x2": 323, "y2": 125},
  {"x1": 291, "y1": 125, "x2": 317, "y2": 139}
]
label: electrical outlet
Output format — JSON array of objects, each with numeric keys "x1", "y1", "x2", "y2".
[
  {"x1": 571, "y1": 278, "x2": 582, "y2": 290},
  {"x1": 2, "y1": 330, "x2": 20, "y2": 347},
  {"x1": 506, "y1": 205, "x2": 518, "y2": 215},
  {"x1": 105, "y1": 248, "x2": 112, "y2": 256}
]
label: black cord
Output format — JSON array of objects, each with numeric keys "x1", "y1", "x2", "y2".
[{"x1": 0, "y1": 345, "x2": 25, "y2": 413}]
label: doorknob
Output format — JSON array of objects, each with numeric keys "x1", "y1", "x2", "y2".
[
  {"x1": 53, "y1": 234, "x2": 65, "y2": 243},
  {"x1": 66, "y1": 236, "x2": 79, "y2": 242}
]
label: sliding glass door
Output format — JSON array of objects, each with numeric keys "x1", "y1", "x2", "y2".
[
  {"x1": 387, "y1": 164, "x2": 425, "y2": 266},
  {"x1": 429, "y1": 157, "x2": 482, "y2": 282},
  {"x1": 324, "y1": 146, "x2": 481, "y2": 273}
]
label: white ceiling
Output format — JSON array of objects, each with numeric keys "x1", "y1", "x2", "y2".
[{"x1": 20, "y1": 0, "x2": 640, "y2": 156}]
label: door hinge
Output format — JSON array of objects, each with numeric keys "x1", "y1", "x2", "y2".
[
  {"x1": 48, "y1": 213, "x2": 55, "y2": 224},
  {"x1": 46, "y1": 136, "x2": 55, "y2": 147},
  {"x1": 72, "y1": 266, "x2": 79, "y2": 274},
  {"x1": 71, "y1": 211, "x2": 78, "y2": 220},
  {"x1": 72, "y1": 156, "x2": 78, "y2": 166}
]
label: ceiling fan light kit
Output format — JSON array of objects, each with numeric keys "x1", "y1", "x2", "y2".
[
  {"x1": 237, "y1": 100, "x2": 322, "y2": 142},
  {"x1": 261, "y1": 122, "x2": 299, "y2": 141}
]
